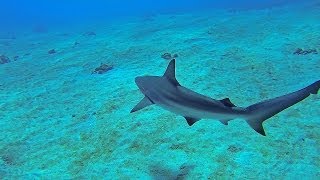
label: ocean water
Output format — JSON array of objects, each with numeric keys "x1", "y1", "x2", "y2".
[{"x1": 0, "y1": 0, "x2": 319, "y2": 178}]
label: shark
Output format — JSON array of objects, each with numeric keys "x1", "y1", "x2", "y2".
[{"x1": 130, "y1": 59, "x2": 319, "y2": 136}]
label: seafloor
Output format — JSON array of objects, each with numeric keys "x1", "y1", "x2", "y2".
[{"x1": 0, "y1": 3, "x2": 319, "y2": 179}]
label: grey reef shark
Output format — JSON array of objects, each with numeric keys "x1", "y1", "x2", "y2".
[{"x1": 131, "y1": 59, "x2": 319, "y2": 136}]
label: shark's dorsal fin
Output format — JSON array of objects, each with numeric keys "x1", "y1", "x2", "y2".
[
  {"x1": 184, "y1": 117, "x2": 199, "y2": 126},
  {"x1": 220, "y1": 98, "x2": 236, "y2": 107},
  {"x1": 130, "y1": 96, "x2": 154, "y2": 113},
  {"x1": 163, "y1": 59, "x2": 180, "y2": 86}
]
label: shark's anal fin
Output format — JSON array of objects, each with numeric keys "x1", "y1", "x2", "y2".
[
  {"x1": 130, "y1": 96, "x2": 154, "y2": 113},
  {"x1": 220, "y1": 98, "x2": 236, "y2": 107},
  {"x1": 184, "y1": 117, "x2": 200, "y2": 126},
  {"x1": 163, "y1": 59, "x2": 180, "y2": 86}
]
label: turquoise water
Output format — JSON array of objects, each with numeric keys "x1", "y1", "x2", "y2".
[{"x1": 0, "y1": 0, "x2": 319, "y2": 178}]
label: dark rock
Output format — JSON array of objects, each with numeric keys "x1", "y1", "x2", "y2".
[
  {"x1": 0, "y1": 55, "x2": 10, "y2": 64},
  {"x1": 92, "y1": 63, "x2": 113, "y2": 74},
  {"x1": 293, "y1": 48, "x2": 303, "y2": 54},
  {"x1": 161, "y1": 53, "x2": 172, "y2": 60},
  {"x1": 84, "y1": 31, "x2": 96, "y2": 36},
  {"x1": 72, "y1": 42, "x2": 80, "y2": 48},
  {"x1": 48, "y1": 49, "x2": 56, "y2": 54},
  {"x1": 306, "y1": 49, "x2": 317, "y2": 54},
  {"x1": 293, "y1": 48, "x2": 318, "y2": 55},
  {"x1": 13, "y1": 56, "x2": 19, "y2": 61},
  {"x1": 161, "y1": 52, "x2": 178, "y2": 60}
]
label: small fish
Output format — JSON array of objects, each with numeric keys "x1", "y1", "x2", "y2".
[{"x1": 131, "y1": 59, "x2": 319, "y2": 136}]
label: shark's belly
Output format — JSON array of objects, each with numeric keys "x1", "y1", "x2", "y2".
[
  {"x1": 158, "y1": 99, "x2": 238, "y2": 120},
  {"x1": 149, "y1": 86, "x2": 243, "y2": 120}
]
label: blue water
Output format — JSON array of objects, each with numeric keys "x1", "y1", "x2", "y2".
[
  {"x1": 0, "y1": 0, "x2": 319, "y2": 178},
  {"x1": 0, "y1": 0, "x2": 302, "y2": 30}
]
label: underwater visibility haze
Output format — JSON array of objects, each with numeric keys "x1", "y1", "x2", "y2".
[{"x1": 0, "y1": 0, "x2": 319, "y2": 178}]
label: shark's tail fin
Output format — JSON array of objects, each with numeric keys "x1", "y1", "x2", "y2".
[{"x1": 244, "y1": 80, "x2": 320, "y2": 136}]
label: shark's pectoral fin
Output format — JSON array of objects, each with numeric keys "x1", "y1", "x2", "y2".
[
  {"x1": 184, "y1": 117, "x2": 200, "y2": 126},
  {"x1": 163, "y1": 59, "x2": 180, "y2": 86},
  {"x1": 130, "y1": 96, "x2": 154, "y2": 113},
  {"x1": 220, "y1": 98, "x2": 236, "y2": 107}
]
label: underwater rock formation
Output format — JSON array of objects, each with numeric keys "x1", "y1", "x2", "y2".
[
  {"x1": 161, "y1": 53, "x2": 178, "y2": 60},
  {"x1": 92, "y1": 63, "x2": 113, "y2": 74},
  {"x1": 48, "y1": 49, "x2": 56, "y2": 54},
  {"x1": 293, "y1": 48, "x2": 318, "y2": 55},
  {"x1": 0, "y1": 55, "x2": 10, "y2": 64}
]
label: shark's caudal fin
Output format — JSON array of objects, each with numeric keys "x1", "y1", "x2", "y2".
[
  {"x1": 163, "y1": 59, "x2": 180, "y2": 86},
  {"x1": 245, "y1": 80, "x2": 320, "y2": 136}
]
